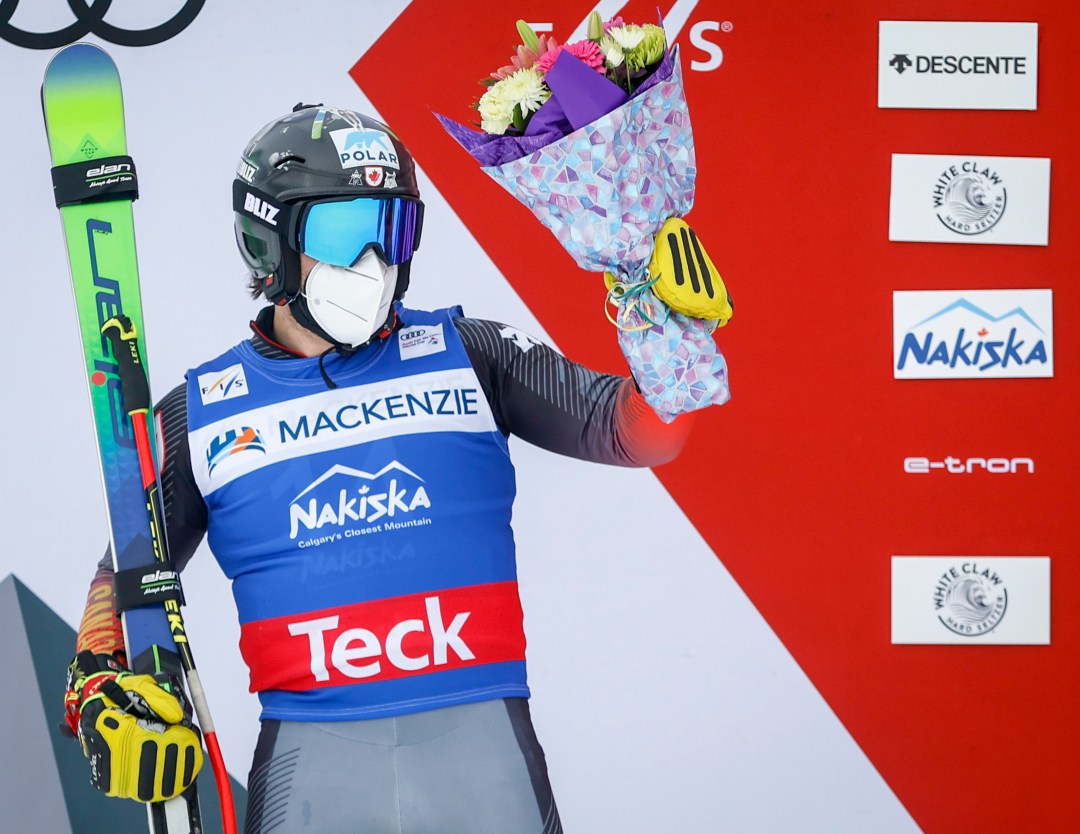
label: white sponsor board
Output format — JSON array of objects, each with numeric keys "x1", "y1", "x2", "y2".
[
  {"x1": 889, "y1": 154, "x2": 1050, "y2": 246},
  {"x1": 893, "y1": 289, "x2": 1053, "y2": 379},
  {"x1": 892, "y1": 556, "x2": 1050, "y2": 644},
  {"x1": 879, "y1": 21, "x2": 1038, "y2": 110}
]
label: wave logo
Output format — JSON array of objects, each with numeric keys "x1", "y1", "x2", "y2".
[
  {"x1": 893, "y1": 290, "x2": 1053, "y2": 379},
  {"x1": 289, "y1": 461, "x2": 431, "y2": 541},
  {"x1": 933, "y1": 162, "x2": 1006, "y2": 235},
  {"x1": 934, "y1": 563, "x2": 1007, "y2": 637},
  {"x1": 207, "y1": 427, "x2": 266, "y2": 476},
  {"x1": 330, "y1": 127, "x2": 399, "y2": 171}
]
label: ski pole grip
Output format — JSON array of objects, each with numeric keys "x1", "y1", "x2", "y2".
[{"x1": 102, "y1": 315, "x2": 151, "y2": 414}]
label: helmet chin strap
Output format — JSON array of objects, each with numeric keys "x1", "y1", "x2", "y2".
[
  {"x1": 286, "y1": 294, "x2": 385, "y2": 354},
  {"x1": 287, "y1": 293, "x2": 355, "y2": 352}
]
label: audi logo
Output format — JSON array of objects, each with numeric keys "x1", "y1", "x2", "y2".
[{"x1": 0, "y1": 0, "x2": 204, "y2": 49}]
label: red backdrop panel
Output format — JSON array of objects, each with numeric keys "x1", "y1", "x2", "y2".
[{"x1": 356, "y1": 2, "x2": 1080, "y2": 831}]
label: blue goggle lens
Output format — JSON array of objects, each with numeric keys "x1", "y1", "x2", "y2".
[{"x1": 300, "y1": 197, "x2": 420, "y2": 267}]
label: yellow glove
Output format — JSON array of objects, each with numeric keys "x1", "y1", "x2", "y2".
[
  {"x1": 65, "y1": 651, "x2": 204, "y2": 802},
  {"x1": 647, "y1": 217, "x2": 733, "y2": 325}
]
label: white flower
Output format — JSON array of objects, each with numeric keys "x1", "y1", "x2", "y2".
[
  {"x1": 478, "y1": 91, "x2": 513, "y2": 134},
  {"x1": 499, "y1": 67, "x2": 550, "y2": 114},
  {"x1": 606, "y1": 24, "x2": 646, "y2": 51},
  {"x1": 598, "y1": 35, "x2": 625, "y2": 69},
  {"x1": 478, "y1": 68, "x2": 550, "y2": 134}
]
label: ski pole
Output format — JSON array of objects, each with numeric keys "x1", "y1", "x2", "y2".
[{"x1": 103, "y1": 314, "x2": 239, "y2": 834}]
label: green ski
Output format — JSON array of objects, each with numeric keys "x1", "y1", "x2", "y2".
[{"x1": 41, "y1": 42, "x2": 234, "y2": 834}]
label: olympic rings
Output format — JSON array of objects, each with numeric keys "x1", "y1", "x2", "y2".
[{"x1": 0, "y1": 0, "x2": 205, "y2": 49}]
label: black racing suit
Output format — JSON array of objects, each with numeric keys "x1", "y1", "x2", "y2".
[{"x1": 80, "y1": 306, "x2": 692, "y2": 833}]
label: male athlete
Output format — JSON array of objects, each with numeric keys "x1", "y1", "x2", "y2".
[{"x1": 64, "y1": 104, "x2": 710, "y2": 833}]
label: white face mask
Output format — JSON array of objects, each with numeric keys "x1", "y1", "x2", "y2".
[{"x1": 302, "y1": 249, "x2": 399, "y2": 347}]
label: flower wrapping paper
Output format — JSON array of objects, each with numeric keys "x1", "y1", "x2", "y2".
[
  {"x1": 617, "y1": 294, "x2": 731, "y2": 422},
  {"x1": 439, "y1": 45, "x2": 730, "y2": 420}
]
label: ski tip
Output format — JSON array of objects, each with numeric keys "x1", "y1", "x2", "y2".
[{"x1": 44, "y1": 42, "x2": 118, "y2": 83}]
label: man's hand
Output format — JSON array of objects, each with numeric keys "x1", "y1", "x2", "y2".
[{"x1": 64, "y1": 651, "x2": 204, "y2": 802}]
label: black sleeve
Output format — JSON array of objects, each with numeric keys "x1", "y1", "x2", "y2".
[
  {"x1": 154, "y1": 382, "x2": 208, "y2": 571},
  {"x1": 454, "y1": 317, "x2": 649, "y2": 466}
]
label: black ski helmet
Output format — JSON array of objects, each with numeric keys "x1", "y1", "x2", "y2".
[{"x1": 232, "y1": 103, "x2": 423, "y2": 306}]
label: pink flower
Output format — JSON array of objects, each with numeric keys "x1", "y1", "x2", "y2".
[
  {"x1": 603, "y1": 16, "x2": 625, "y2": 34},
  {"x1": 535, "y1": 39, "x2": 606, "y2": 75},
  {"x1": 491, "y1": 34, "x2": 561, "y2": 80}
]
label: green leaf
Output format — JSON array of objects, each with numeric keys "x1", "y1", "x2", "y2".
[
  {"x1": 511, "y1": 103, "x2": 526, "y2": 132},
  {"x1": 516, "y1": 19, "x2": 539, "y2": 53}
]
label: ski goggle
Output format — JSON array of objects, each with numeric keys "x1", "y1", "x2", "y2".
[{"x1": 297, "y1": 196, "x2": 423, "y2": 267}]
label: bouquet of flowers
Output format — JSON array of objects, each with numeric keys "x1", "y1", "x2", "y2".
[{"x1": 437, "y1": 14, "x2": 731, "y2": 422}]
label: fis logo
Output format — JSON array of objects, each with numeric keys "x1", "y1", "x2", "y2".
[
  {"x1": 330, "y1": 127, "x2": 399, "y2": 170},
  {"x1": 198, "y1": 364, "x2": 249, "y2": 405},
  {"x1": 289, "y1": 461, "x2": 432, "y2": 542},
  {"x1": 207, "y1": 426, "x2": 266, "y2": 476}
]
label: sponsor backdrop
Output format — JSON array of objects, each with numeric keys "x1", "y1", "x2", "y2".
[{"x1": 0, "y1": 1, "x2": 1075, "y2": 832}]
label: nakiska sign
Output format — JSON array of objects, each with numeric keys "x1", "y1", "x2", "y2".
[
  {"x1": 893, "y1": 290, "x2": 1053, "y2": 379},
  {"x1": 889, "y1": 154, "x2": 1050, "y2": 246},
  {"x1": 879, "y1": 21, "x2": 1038, "y2": 110}
]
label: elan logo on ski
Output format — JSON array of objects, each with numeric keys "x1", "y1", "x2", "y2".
[{"x1": 198, "y1": 364, "x2": 249, "y2": 405}]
